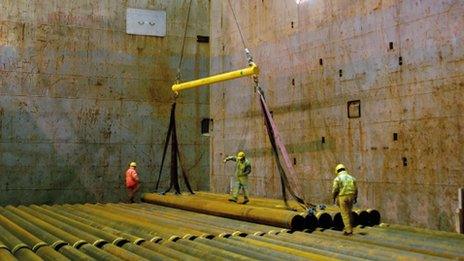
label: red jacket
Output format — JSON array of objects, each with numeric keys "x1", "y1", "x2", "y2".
[{"x1": 125, "y1": 168, "x2": 139, "y2": 188}]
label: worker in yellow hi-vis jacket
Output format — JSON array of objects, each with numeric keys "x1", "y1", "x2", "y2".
[
  {"x1": 224, "y1": 151, "x2": 252, "y2": 204},
  {"x1": 332, "y1": 163, "x2": 358, "y2": 235}
]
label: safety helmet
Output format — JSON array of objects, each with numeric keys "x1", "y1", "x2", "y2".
[
  {"x1": 130, "y1": 162, "x2": 137, "y2": 167},
  {"x1": 237, "y1": 151, "x2": 245, "y2": 159},
  {"x1": 335, "y1": 164, "x2": 345, "y2": 174}
]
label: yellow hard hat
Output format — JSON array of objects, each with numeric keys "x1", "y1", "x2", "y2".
[
  {"x1": 130, "y1": 162, "x2": 137, "y2": 167},
  {"x1": 237, "y1": 151, "x2": 245, "y2": 159},
  {"x1": 335, "y1": 164, "x2": 345, "y2": 174}
]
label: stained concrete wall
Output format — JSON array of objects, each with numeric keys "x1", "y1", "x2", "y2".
[
  {"x1": 210, "y1": 0, "x2": 464, "y2": 230},
  {"x1": 0, "y1": 0, "x2": 210, "y2": 205}
]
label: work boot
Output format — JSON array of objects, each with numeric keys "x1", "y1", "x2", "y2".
[
  {"x1": 228, "y1": 198, "x2": 237, "y2": 203},
  {"x1": 242, "y1": 197, "x2": 249, "y2": 204}
]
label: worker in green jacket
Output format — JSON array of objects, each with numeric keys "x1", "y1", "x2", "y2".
[
  {"x1": 224, "y1": 151, "x2": 251, "y2": 204},
  {"x1": 332, "y1": 163, "x2": 358, "y2": 235}
]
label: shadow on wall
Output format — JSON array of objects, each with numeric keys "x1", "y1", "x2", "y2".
[{"x1": 0, "y1": 95, "x2": 128, "y2": 205}]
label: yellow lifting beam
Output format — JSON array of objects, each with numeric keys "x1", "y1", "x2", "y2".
[{"x1": 172, "y1": 62, "x2": 259, "y2": 94}]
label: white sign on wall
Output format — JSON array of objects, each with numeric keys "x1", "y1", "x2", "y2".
[{"x1": 126, "y1": 8, "x2": 166, "y2": 37}]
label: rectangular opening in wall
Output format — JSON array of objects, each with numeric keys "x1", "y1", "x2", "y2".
[
  {"x1": 393, "y1": 133, "x2": 398, "y2": 141},
  {"x1": 339, "y1": 69, "x2": 343, "y2": 77},
  {"x1": 402, "y1": 157, "x2": 408, "y2": 166},
  {"x1": 201, "y1": 118, "x2": 212, "y2": 136},
  {"x1": 321, "y1": 136, "x2": 325, "y2": 144},
  {"x1": 197, "y1": 35, "x2": 209, "y2": 43},
  {"x1": 389, "y1": 42, "x2": 394, "y2": 50},
  {"x1": 293, "y1": 158, "x2": 297, "y2": 165},
  {"x1": 347, "y1": 100, "x2": 361, "y2": 118},
  {"x1": 399, "y1": 56, "x2": 403, "y2": 65},
  {"x1": 319, "y1": 58, "x2": 323, "y2": 65}
]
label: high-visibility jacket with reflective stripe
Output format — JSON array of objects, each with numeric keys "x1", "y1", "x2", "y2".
[
  {"x1": 225, "y1": 156, "x2": 251, "y2": 177},
  {"x1": 332, "y1": 170, "x2": 357, "y2": 197}
]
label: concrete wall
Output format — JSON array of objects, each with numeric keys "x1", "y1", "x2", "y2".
[
  {"x1": 210, "y1": 0, "x2": 463, "y2": 231},
  {"x1": 0, "y1": 0, "x2": 210, "y2": 205}
]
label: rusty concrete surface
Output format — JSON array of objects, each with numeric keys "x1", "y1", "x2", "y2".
[
  {"x1": 0, "y1": 0, "x2": 210, "y2": 205},
  {"x1": 209, "y1": 0, "x2": 464, "y2": 231}
]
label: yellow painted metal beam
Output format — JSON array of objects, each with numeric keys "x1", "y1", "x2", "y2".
[{"x1": 172, "y1": 62, "x2": 259, "y2": 93}]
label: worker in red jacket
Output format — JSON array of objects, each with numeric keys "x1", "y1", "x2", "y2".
[{"x1": 125, "y1": 162, "x2": 140, "y2": 203}]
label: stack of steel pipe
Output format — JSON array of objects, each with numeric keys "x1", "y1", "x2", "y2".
[
  {"x1": 0, "y1": 202, "x2": 462, "y2": 260},
  {"x1": 193, "y1": 191, "x2": 381, "y2": 229},
  {"x1": 141, "y1": 193, "x2": 306, "y2": 230}
]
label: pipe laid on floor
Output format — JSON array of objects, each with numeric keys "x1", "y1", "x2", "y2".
[
  {"x1": 0, "y1": 212, "x2": 68, "y2": 260},
  {"x1": 0, "y1": 207, "x2": 93, "y2": 260},
  {"x1": 142, "y1": 193, "x2": 305, "y2": 230},
  {"x1": 75, "y1": 203, "x2": 199, "y2": 240},
  {"x1": 230, "y1": 235, "x2": 337, "y2": 261},
  {"x1": 275, "y1": 231, "x2": 439, "y2": 261},
  {"x1": 0, "y1": 238, "x2": 16, "y2": 261},
  {"x1": 315, "y1": 212, "x2": 333, "y2": 229},
  {"x1": 310, "y1": 229, "x2": 458, "y2": 259},
  {"x1": 127, "y1": 203, "x2": 283, "y2": 235},
  {"x1": 34, "y1": 205, "x2": 168, "y2": 261},
  {"x1": 60, "y1": 204, "x2": 166, "y2": 242},
  {"x1": 54, "y1": 205, "x2": 199, "y2": 260},
  {"x1": 174, "y1": 238, "x2": 254, "y2": 261},
  {"x1": 0, "y1": 222, "x2": 43, "y2": 261},
  {"x1": 355, "y1": 210, "x2": 370, "y2": 226},
  {"x1": 6, "y1": 206, "x2": 118, "y2": 260},
  {"x1": 22, "y1": 205, "x2": 145, "y2": 261},
  {"x1": 107, "y1": 203, "x2": 225, "y2": 237}
]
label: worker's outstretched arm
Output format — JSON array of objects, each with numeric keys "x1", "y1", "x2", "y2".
[{"x1": 223, "y1": 156, "x2": 237, "y2": 163}]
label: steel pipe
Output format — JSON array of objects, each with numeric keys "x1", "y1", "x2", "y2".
[
  {"x1": 172, "y1": 62, "x2": 259, "y2": 93},
  {"x1": 142, "y1": 193, "x2": 305, "y2": 230},
  {"x1": 300, "y1": 212, "x2": 318, "y2": 231},
  {"x1": 107, "y1": 203, "x2": 224, "y2": 237},
  {"x1": 231, "y1": 235, "x2": 337, "y2": 261},
  {"x1": 264, "y1": 233, "x2": 364, "y2": 261},
  {"x1": 162, "y1": 239, "x2": 224, "y2": 259},
  {"x1": 127, "y1": 203, "x2": 282, "y2": 235},
  {"x1": 195, "y1": 192, "x2": 304, "y2": 211},
  {"x1": 357, "y1": 226, "x2": 464, "y2": 258},
  {"x1": 0, "y1": 207, "x2": 93, "y2": 260},
  {"x1": 32, "y1": 205, "x2": 160, "y2": 260},
  {"x1": 0, "y1": 212, "x2": 67, "y2": 260},
  {"x1": 105, "y1": 204, "x2": 216, "y2": 238},
  {"x1": 280, "y1": 231, "x2": 442, "y2": 261},
  {"x1": 174, "y1": 238, "x2": 253, "y2": 260},
  {"x1": 355, "y1": 210, "x2": 370, "y2": 226},
  {"x1": 315, "y1": 212, "x2": 333, "y2": 229},
  {"x1": 0, "y1": 238, "x2": 17, "y2": 261},
  {"x1": 59, "y1": 204, "x2": 166, "y2": 243},
  {"x1": 367, "y1": 209, "x2": 381, "y2": 225},
  {"x1": 304, "y1": 229, "x2": 452, "y2": 260},
  {"x1": 214, "y1": 237, "x2": 295, "y2": 261},
  {"x1": 23, "y1": 205, "x2": 146, "y2": 261},
  {"x1": 6, "y1": 206, "x2": 117, "y2": 260},
  {"x1": 0, "y1": 222, "x2": 42, "y2": 261},
  {"x1": 77, "y1": 203, "x2": 201, "y2": 240}
]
